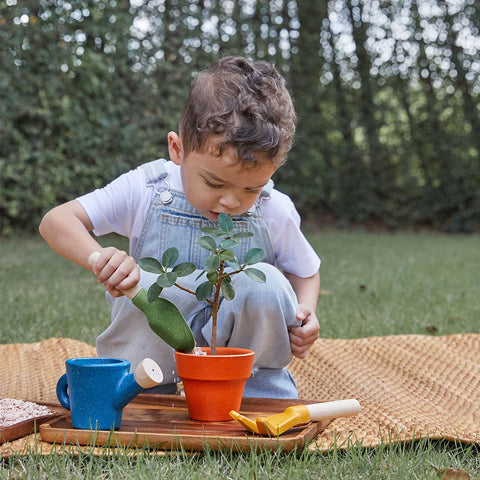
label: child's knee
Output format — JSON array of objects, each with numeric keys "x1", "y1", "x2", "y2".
[
  {"x1": 231, "y1": 263, "x2": 297, "y2": 322},
  {"x1": 234, "y1": 262, "x2": 287, "y2": 296}
]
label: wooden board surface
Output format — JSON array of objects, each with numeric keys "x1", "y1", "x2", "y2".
[
  {"x1": 40, "y1": 394, "x2": 330, "y2": 452},
  {"x1": 1, "y1": 403, "x2": 67, "y2": 444}
]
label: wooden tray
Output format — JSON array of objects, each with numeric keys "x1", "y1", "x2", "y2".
[
  {"x1": 1, "y1": 403, "x2": 67, "y2": 444},
  {"x1": 40, "y1": 394, "x2": 329, "y2": 452}
]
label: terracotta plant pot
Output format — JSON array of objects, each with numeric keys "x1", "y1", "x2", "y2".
[{"x1": 175, "y1": 347, "x2": 254, "y2": 421}]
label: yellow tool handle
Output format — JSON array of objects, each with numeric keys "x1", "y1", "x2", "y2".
[{"x1": 306, "y1": 399, "x2": 361, "y2": 421}]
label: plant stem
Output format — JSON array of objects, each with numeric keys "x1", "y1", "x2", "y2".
[
  {"x1": 171, "y1": 256, "x2": 242, "y2": 356},
  {"x1": 173, "y1": 282, "x2": 214, "y2": 306},
  {"x1": 210, "y1": 261, "x2": 225, "y2": 355}
]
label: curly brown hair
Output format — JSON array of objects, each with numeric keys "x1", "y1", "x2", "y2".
[{"x1": 178, "y1": 56, "x2": 296, "y2": 166}]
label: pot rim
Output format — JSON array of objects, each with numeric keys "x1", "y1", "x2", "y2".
[{"x1": 175, "y1": 346, "x2": 254, "y2": 358}]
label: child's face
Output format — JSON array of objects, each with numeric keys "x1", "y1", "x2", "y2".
[{"x1": 169, "y1": 133, "x2": 277, "y2": 221}]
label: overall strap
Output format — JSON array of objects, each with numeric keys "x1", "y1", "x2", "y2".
[{"x1": 142, "y1": 158, "x2": 169, "y2": 183}]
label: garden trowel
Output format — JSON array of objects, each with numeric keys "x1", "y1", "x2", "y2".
[
  {"x1": 88, "y1": 251, "x2": 195, "y2": 352},
  {"x1": 230, "y1": 398, "x2": 361, "y2": 436}
]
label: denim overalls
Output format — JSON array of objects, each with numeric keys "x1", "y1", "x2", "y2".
[{"x1": 96, "y1": 159, "x2": 301, "y2": 398}]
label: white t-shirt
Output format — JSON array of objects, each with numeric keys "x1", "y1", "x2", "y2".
[{"x1": 78, "y1": 160, "x2": 320, "y2": 278}]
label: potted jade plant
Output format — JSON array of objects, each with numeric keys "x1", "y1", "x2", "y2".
[{"x1": 138, "y1": 213, "x2": 266, "y2": 421}]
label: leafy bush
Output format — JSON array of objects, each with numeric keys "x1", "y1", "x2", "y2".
[{"x1": 1, "y1": 1, "x2": 479, "y2": 233}]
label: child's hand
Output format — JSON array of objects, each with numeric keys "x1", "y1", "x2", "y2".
[
  {"x1": 288, "y1": 305, "x2": 319, "y2": 359},
  {"x1": 90, "y1": 247, "x2": 140, "y2": 298}
]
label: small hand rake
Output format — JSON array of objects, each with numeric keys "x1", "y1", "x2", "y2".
[{"x1": 230, "y1": 399, "x2": 361, "y2": 436}]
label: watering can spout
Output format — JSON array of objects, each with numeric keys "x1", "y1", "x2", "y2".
[{"x1": 114, "y1": 358, "x2": 163, "y2": 410}]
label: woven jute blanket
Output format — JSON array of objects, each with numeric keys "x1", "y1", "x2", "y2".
[{"x1": 1, "y1": 334, "x2": 479, "y2": 455}]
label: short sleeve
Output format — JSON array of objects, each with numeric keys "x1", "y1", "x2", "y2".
[
  {"x1": 261, "y1": 190, "x2": 321, "y2": 278},
  {"x1": 76, "y1": 166, "x2": 153, "y2": 255}
]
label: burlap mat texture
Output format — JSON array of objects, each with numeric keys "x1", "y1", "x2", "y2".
[{"x1": 1, "y1": 335, "x2": 479, "y2": 455}]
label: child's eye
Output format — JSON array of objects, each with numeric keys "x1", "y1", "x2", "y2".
[{"x1": 204, "y1": 179, "x2": 223, "y2": 189}]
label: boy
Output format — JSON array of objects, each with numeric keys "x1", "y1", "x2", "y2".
[{"x1": 40, "y1": 56, "x2": 321, "y2": 398}]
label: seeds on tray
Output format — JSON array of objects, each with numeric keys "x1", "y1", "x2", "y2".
[{"x1": 0, "y1": 398, "x2": 53, "y2": 427}]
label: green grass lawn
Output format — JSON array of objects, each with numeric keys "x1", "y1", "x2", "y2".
[
  {"x1": 1, "y1": 231, "x2": 479, "y2": 479},
  {"x1": 306, "y1": 229, "x2": 479, "y2": 339}
]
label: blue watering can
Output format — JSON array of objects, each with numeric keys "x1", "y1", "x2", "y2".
[{"x1": 56, "y1": 357, "x2": 163, "y2": 430}]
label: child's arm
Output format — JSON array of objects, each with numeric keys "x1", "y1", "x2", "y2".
[
  {"x1": 284, "y1": 271, "x2": 321, "y2": 359},
  {"x1": 39, "y1": 200, "x2": 139, "y2": 297}
]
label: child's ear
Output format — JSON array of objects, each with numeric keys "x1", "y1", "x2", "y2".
[{"x1": 167, "y1": 132, "x2": 184, "y2": 165}]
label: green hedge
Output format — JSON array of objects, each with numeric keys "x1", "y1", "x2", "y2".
[{"x1": 1, "y1": 1, "x2": 479, "y2": 234}]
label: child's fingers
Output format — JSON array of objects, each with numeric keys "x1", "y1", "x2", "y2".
[
  {"x1": 295, "y1": 310, "x2": 320, "y2": 335},
  {"x1": 289, "y1": 326, "x2": 318, "y2": 347},
  {"x1": 94, "y1": 248, "x2": 139, "y2": 293},
  {"x1": 289, "y1": 312, "x2": 319, "y2": 359},
  {"x1": 91, "y1": 247, "x2": 120, "y2": 276},
  {"x1": 289, "y1": 337, "x2": 311, "y2": 359},
  {"x1": 98, "y1": 250, "x2": 131, "y2": 283},
  {"x1": 114, "y1": 265, "x2": 141, "y2": 293}
]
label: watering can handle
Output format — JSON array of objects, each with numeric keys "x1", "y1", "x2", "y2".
[
  {"x1": 56, "y1": 373, "x2": 71, "y2": 410},
  {"x1": 88, "y1": 251, "x2": 141, "y2": 300},
  {"x1": 306, "y1": 399, "x2": 361, "y2": 421}
]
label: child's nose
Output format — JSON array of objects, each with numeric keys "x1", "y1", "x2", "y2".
[{"x1": 219, "y1": 193, "x2": 241, "y2": 209}]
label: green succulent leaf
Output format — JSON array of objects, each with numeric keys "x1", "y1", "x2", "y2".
[
  {"x1": 147, "y1": 282, "x2": 163, "y2": 302},
  {"x1": 156, "y1": 271, "x2": 178, "y2": 288},
  {"x1": 199, "y1": 236, "x2": 217, "y2": 252},
  {"x1": 207, "y1": 271, "x2": 219, "y2": 283},
  {"x1": 200, "y1": 227, "x2": 224, "y2": 237},
  {"x1": 226, "y1": 259, "x2": 242, "y2": 270},
  {"x1": 196, "y1": 281, "x2": 214, "y2": 301},
  {"x1": 243, "y1": 268, "x2": 267, "y2": 283},
  {"x1": 162, "y1": 247, "x2": 179, "y2": 268},
  {"x1": 172, "y1": 262, "x2": 196, "y2": 277},
  {"x1": 219, "y1": 239, "x2": 238, "y2": 250},
  {"x1": 203, "y1": 254, "x2": 220, "y2": 273},
  {"x1": 218, "y1": 213, "x2": 233, "y2": 234},
  {"x1": 244, "y1": 247, "x2": 265, "y2": 265},
  {"x1": 232, "y1": 231, "x2": 253, "y2": 239},
  {"x1": 138, "y1": 257, "x2": 163, "y2": 274},
  {"x1": 219, "y1": 250, "x2": 235, "y2": 261},
  {"x1": 221, "y1": 281, "x2": 235, "y2": 301}
]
